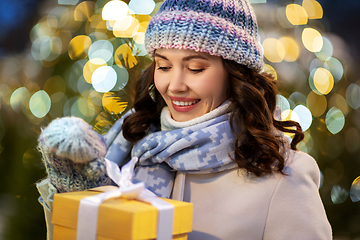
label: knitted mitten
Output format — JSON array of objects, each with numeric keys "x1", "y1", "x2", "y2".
[{"x1": 38, "y1": 117, "x2": 110, "y2": 193}]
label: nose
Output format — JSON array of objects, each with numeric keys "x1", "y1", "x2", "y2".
[{"x1": 168, "y1": 69, "x2": 188, "y2": 93}]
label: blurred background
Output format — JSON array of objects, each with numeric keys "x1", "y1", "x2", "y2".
[{"x1": 0, "y1": 0, "x2": 359, "y2": 239}]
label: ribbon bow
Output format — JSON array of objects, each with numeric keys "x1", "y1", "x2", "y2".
[{"x1": 76, "y1": 157, "x2": 175, "y2": 240}]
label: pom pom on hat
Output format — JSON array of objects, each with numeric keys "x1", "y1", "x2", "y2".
[
  {"x1": 38, "y1": 117, "x2": 106, "y2": 164},
  {"x1": 145, "y1": 0, "x2": 264, "y2": 72}
]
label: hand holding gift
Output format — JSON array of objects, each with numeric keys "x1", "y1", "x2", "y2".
[{"x1": 52, "y1": 157, "x2": 193, "y2": 240}]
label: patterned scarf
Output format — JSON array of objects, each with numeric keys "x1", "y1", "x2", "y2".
[{"x1": 104, "y1": 103, "x2": 237, "y2": 198}]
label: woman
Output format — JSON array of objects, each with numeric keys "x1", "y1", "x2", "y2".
[{"x1": 37, "y1": 0, "x2": 332, "y2": 239}]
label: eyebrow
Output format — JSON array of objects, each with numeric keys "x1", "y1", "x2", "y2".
[{"x1": 154, "y1": 53, "x2": 209, "y2": 61}]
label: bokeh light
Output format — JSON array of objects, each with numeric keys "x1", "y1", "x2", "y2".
[
  {"x1": 329, "y1": 93, "x2": 348, "y2": 116},
  {"x1": 279, "y1": 36, "x2": 300, "y2": 62},
  {"x1": 325, "y1": 107, "x2": 345, "y2": 134},
  {"x1": 302, "y1": 0, "x2": 323, "y2": 19},
  {"x1": 263, "y1": 64, "x2": 278, "y2": 80},
  {"x1": 346, "y1": 83, "x2": 360, "y2": 110},
  {"x1": 29, "y1": 90, "x2": 51, "y2": 118},
  {"x1": 68, "y1": 35, "x2": 92, "y2": 60},
  {"x1": 102, "y1": 0, "x2": 129, "y2": 21},
  {"x1": 10, "y1": 87, "x2": 30, "y2": 113},
  {"x1": 112, "y1": 65, "x2": 129, "y2": 91},
  {"x1": 306, "y1": 91, "x2": 327, "y2": 117},
  {"x1": 350, "y1": 177, "x2": 360, "y2": 202},
  {"x1": 331, "y1": 185, "x2": 348, "y2": 204},
  {"x1": 115, "y1": 44, "x2": 139, "y2": 68},
  {"x1": 58, "y1": 0, "x2": 79, "y2": 5},
  {"x1": 324, "y1": 57, "x2": 343, "y2": 83},
  {"x1": 263, "y1": 38, "x2": 285, "y2": 63},
  {"x1": 309, "y1": 67, "x2": 334, "y2": 95},
  {"x1": 315, "y1": 37, "x2": 333, "y2": 61},
  {"x1": 2, "y1": 1, "x2": 360, "y2": 238},
  {"x1": 302, "y1": 28, "x2": 323, "y2": 52},
  {"x1": 129, "y1": 0, "x2": 155, "y2": 14},
  {"x1": 83, "y1": 58, "x2": 107, "y2": 83},
  {"x1": 293, "y1": 105, "x2": 312, "y2": 131},
  {"x1": 286, "y1": 4, "x2": 308, "y2": 25},
  {"x1": 113, "y1": 16, "x2": 140, "y2": 38},
  {"x1": 74, "y1": 1, "x2": 95, "y2": 21},
  {"x1": 88, "y1": 40, "x2": 114, "y2": 63},
  {"x1": 276, "y1": 94, "x2": 290, "y2": 117},
  {"x1": 102, "y1": 92, "x2": 128, "y2": 114},
  {"x1": 91, "y1": 66, "x2": 117, "y2": 92}
]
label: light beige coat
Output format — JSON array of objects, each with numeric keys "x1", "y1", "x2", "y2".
[{"x1": 38, "y1": 149, "x2": 332, "y2": 240}]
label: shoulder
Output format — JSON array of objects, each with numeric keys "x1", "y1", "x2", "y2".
[{"x1": 283, "y1": 149, "x2": 321, "y2": 188}]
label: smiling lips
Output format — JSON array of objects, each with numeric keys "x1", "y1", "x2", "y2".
[{"x1": 169, "y1": 97, "x2": 200, "y2": 112}]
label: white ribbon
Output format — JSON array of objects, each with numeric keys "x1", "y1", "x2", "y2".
[{"x1": 76, "y1": 157, "x2": 174, "y2": 240}]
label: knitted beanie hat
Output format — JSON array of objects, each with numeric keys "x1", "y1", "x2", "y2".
[{"x1": 145, "y1": 0, "x2": 263, "y2": 72}]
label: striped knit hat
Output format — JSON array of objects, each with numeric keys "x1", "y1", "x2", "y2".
[{"x1": 145, "y1": 0, "x2": 263, "y2": 72}]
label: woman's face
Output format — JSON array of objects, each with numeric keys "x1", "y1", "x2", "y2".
[{"x1": 154, "y1": 48, "x2": 228, "y2": 122}]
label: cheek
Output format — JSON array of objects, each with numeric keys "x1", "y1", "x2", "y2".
[
  {"x1": 154, "y1": 74, "x2": 166, "y2": 95},
  {"x1": 199, "y1": 75, "x2": 228, "y2": 99}
]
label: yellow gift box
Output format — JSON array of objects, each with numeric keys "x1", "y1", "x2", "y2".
[{"x1": 52, "y1": 187, "x2": 193, "y2": 240}]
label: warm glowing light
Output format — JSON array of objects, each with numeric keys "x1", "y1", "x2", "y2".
[
  {"x1": 285, "y1": 4, "x2": 308, "y2": 25},
  {"x1": 313, "y1": 68, "x2": 334, "y2": 95},
  {"x1": 350, "y1": 176, "x2": 360, "y2": 202},
  {"x1": 329, "y1": 94, "x2": 348, "y2": 116},
  {"x1": 87, "y1": 15, "x2": 107, "y2": 34},
  {"x1": 74, "y1": 1, "x2": 95, "y2": 21},
  {"x1": 262, "y1": 38, "x2": 285, "y2": 63},
  {"x1": 115, "y1": 44, "x2": 139, "y2": 68},
  {"x1": 68, "y1": 35, "x2": 92, "y2": 60},
  {"x1": 133, "y1": 32, "x2": 145, "y2": 44},
  {"x1": 302, "y1": 0, "x2": 323, "y2": 19},
  {"x1": 302, "y1": 28, "x2": 323, "y2": 52},
  {"x1": 281, "y1": 109, "x2": 293, "y2": 121},
  {"x1": 10, "y1": 87, "x2": 30, "y2": 113},
  {"x1": 306, "y1": 91, "x2": 327, "y2": 117},
  {"x1": 113, "y1": 16, "x2": 140, "y2": 38},
  {"x1": 263, "y1": 64, "x2": 277, "y2": 80},
  {"x1": 102, "y1": 92, "x2": 128, "y2": 114},
  {"x1": 102, "y1": 0, "x2": 129, "y2": 21},
  {"x1": 279, "y1": 36, "x2": 300, "y2": 62},
  {"x1": 83, "y1": 58, "x2": 107, "y2": 83},
  {"x1": 44, "y1": 76, "x2": 66, "y2": 95}
]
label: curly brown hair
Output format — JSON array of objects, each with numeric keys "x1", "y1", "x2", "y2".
[{"x1": 122, "y1": 60, "x2": 304, "y2": 176}]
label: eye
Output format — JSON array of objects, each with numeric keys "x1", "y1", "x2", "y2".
[
  {"x1": 157, "y1": 66, "x2": 171, "y2": 72},
  {"x1": 188, "y1": 68, "x2": 204, "y2": 73}
]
